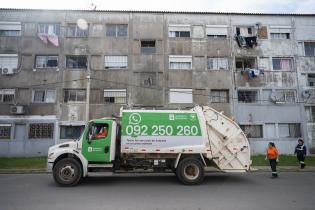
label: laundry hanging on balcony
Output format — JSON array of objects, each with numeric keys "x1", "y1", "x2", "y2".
[
  {"x1": 236, "y1": 35, "x2": 257, "y2": 48},
  {"x1": 37, "y1": 33, "x2": 59, "y2": 47},
  {"x1": 244, "y1": 36, "x2": 257, "y2": 48},
  {"x1": 241, "y1": 68, "x2": 264, "y2": 81}
]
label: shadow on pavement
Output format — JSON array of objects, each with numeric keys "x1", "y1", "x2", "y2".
[{"x1": 76, "y1": 172, "x2": 252, "y2": 187}]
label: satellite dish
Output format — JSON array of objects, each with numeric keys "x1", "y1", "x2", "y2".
[{"x1": 302, "y1": 89, "x2": 311, "y2": 98}]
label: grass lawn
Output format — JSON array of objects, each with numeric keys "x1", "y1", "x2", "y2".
[
  {"x1": 251, "y1": 155, "x2": 315, "y2": 166},
  {"x1": 0, "y1": 155, "x2": 315, "y2": 170},
  {"x1": 0, "y1": 157, "x2": 47, "y2": 170}
]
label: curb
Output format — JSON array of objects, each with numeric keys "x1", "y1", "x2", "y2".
[
  {"x1": 0, "y1": 169, "x2": 47, "y2": 174},
  {"x1": 250, "y1": 166, "x2": 315, "y2": 172}
]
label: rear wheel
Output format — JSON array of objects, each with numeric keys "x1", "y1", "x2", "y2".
[
  {"x1": 176, "y1": 158, "x2": 204, "y2": 185},
  {"x1": 53, "y1": 158, "x2": 82, "y2": 186}
]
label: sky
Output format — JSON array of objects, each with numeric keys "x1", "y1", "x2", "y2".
[{"x1": 0, "y1": 0, "x2": 315, "y2": 13}]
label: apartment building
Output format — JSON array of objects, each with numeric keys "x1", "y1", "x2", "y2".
[{"x1": 0, "y1": 9, "x2": 314, "y2": 156}]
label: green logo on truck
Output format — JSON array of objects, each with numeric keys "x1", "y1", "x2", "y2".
[{"x1": 129, "y1": 113, "x2": 142, "y2": 125}]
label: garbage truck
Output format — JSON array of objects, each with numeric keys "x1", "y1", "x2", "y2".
[{"x1": 47, "y1": 105, "x2": 251, "y2": 186}]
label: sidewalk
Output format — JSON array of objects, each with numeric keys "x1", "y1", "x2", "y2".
[{"x1": 251, "y1": 166, "x2": 315, "y2": 172}]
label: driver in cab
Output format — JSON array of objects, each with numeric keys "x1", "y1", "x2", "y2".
[{"x1": 95, "y1": 126, "x2": 108, "y2": 138}]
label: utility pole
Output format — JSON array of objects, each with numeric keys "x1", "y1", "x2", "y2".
[{"x1": 86, "y1": 56, "x2": 91, "y2": 123}]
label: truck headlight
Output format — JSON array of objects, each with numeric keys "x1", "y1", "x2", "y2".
[{"x1": 48, "y1": 152, "x2": 54, "y2": 159}]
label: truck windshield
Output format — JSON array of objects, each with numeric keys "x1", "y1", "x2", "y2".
[{"x1": 74, "y1": 124, "x2": 87, "y2": 141}]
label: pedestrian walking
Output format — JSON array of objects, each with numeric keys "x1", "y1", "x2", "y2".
[
  {"x1": 266, "y1": 142, "x2": 279, "y2": 178},
  {"x1": 294, "y1": 138, "x2": 307, "y2": 169}
]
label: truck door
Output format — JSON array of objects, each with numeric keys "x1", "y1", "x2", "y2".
[{"x1": 82, "y1": 121, "x2": 112, "y2": 162}]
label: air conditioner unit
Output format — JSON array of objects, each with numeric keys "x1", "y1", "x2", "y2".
[
  {"x1": 1, "y1": 67, "x2": 14, "y2": 75},
  {"x1": 10, "y1": 105, "x2": 25, "y2": 114},
  {"x1": 270, "y1": 91, "x2": 280, "y2": 102}
]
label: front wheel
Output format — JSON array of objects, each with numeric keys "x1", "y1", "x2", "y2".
[
  {"x1": 176, "y1": 158, "x2": 204, "y2": 185},
  {"x1": 53, "y1": 158, "x2": 82, "y2": 186}
]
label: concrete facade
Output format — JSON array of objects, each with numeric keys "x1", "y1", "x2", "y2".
[{"x1": 0, "y1": 9, "x2": 314, "y2": 156}]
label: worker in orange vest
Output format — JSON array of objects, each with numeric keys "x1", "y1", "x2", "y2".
[
  {"x1": 266, "y1": 142, "x2": 279, "y2": 178},
  {"x1": 96, "y1": 126, "x2": 108, "y2": 138}
]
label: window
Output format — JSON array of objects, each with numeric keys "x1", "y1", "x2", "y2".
[
  {"x1": 0, "y1": 124, "x2": 11, "y2": 139},
  {"x1": 235, "y1": 58, "x2": 256, "y2": 71},
  {"x1": 0, "y1": 89, "x2": 15, "y2": 103},
  {"x1": 169, "y1": 55, "x2": 192, "y2": 70},
  {"x1": 104, "y1": 89, "x2": 127, "y2": 104},
  {"x1": 272, "y1": 58, "x2": 293, "y2": 70},
  {"x1": 270, "y1": 33, "x2": 290, "y2": 39},
  {"x1": 0, "y1": 54, "x2": 18, "y2": 73},
  {"x1": 304, "y1": 42, "x2": 315, "y2": 56},
  {"x1": 278, "y1": 123, "x2": 301, "y2": 138},
  {"x1": 269, "y1": 26, "x2": 291, "y2": 39},
  {"x1": 106, "y1": 24, "x2": 128, "y2": 37},
  {"x1": 32, "y1": 89, "x2": 56, "y2": 103},
  {"x1": 66, "y1": 56, "x2": 87, "y2": 69},
  {"x1": 240, "y1": 125, "x2": 263, "y2": 138},
  {"x1": 0, "y1": 22, "x2": 21, "y2": 36},
  {"x1": 308, "y1": 74, "x2": 315, "y2": 86},
  {"x1": 206, "y1": 25, "x2": 228, "y2": 38},
  {"x1": 60, "y1": 125, "x2": 85, "y2": 139},
  {"x1": 238, "y1": 90, "x2": 258, "y2": 103},
  {"x1": 306, "y1": 106, "x2": 315, "y2": 122},
  {"x1": 207, "y1": 57, "x2": 228, "y2": 70},
  {"x1": 89, "y1": 123, "x2": 109, "y2": 140},
  {"x1": 210, "y1": 90, "x2": 229, "y2": 103},
  {"x1": 29, "y1": 123, "x2": 54, "y2": 139},
  {"x1": 64, "y1": 89, "x2": 86, "y2": 102},
  {"x1": 141, "y1": 40, "x2": 156, "y2": 54},
  {"x1": 35, "y1": 55, "x2": 58, "y2": 68},
  {"x1": 265, "y1": 123, "x2": 276, "y2": 138},
  {"x1": 275, "y1": 90, "x2": 296, "y2": 103},
  {"x1": 168, "y1": 25, "x2": 190, "y2": 38},
  {"x1": 104, "y1": 56, "x2": 128, "y2": 69},
  {"x1": 38, "y1": 23, "x2": 60, "y2": 35},
  {"x1": 169, "y1": 89, "x2": 193, "y2": 104},
  {"x1": 236, "y1": 26, "x2": 254, "y2": 36},
  {"x1": 67, "y1": 24, "x2": 88, "y2": 37}
]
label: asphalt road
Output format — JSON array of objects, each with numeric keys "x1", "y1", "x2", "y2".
[{"x1": 0, "y1": 172, "x2": 314, "y2": 210}]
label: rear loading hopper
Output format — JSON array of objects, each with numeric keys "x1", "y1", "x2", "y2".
[{"x1": 194, "y1": 106, "x2": 251, "y2": 172}]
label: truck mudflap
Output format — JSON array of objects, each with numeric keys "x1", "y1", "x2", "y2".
[{"x1": 194, "y1": 106, "x2": 251, "y2": 172}]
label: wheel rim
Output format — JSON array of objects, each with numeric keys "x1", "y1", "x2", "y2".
[
  {"x1": 59, "y1": 164, "x2": 75, "y2": 182},
  {"x1": 184, "y1": 164, "x2": 200, "y2": 180}
]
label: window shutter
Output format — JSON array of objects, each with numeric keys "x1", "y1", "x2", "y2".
[
  {"x1": 0, "y1": 22, "x2": 21, "y2": 30},
  {"x1": 206, "y1": 25, "x2": 228, "y2": 36},
  {"x1": 168, "y1": 25, "x2": 190, "y2": 32}
]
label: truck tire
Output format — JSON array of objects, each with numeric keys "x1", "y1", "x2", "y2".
[
  {"x1": 53, "y1": 158, "x2": 82, "y2": 186},
  {"x1": 176, "y1": 158, "x2": 204, "y2": 185}
]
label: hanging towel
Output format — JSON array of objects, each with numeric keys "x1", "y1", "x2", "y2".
[
  {"x1": 253, "y1": 69, "x2": 260, "y2": 76},
  {"x1": 48, "y1": 34, "x2": 59, "y2": 47},
  {"x1": 247, "y1": 69, "x2": 253, "y2": 80},
  {"x1": 38, "y1": 33, "x2": 48, "y2": 44}
]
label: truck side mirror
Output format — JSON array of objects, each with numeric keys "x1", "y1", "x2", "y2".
[
  {"x1": 87, "y1": 123, "x2": 95, "y2": 144},
  {"x1": 88, "y1": 134, "x2": 93, "y2": 144}
]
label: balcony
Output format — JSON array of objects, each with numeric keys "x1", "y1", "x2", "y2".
[{"x1": 235, "y1": 70, "x2": 297, "y2": 88}]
